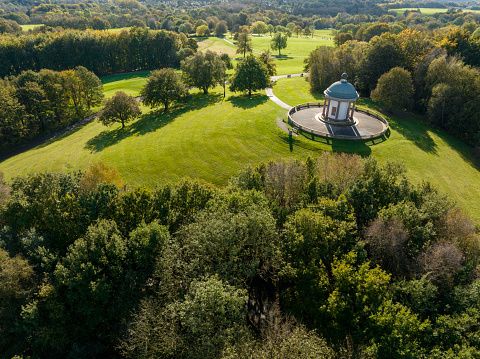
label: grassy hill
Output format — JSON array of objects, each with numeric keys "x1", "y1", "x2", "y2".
[{"x1": 1, "y1": 38, "x2": 480, "y2": 221}]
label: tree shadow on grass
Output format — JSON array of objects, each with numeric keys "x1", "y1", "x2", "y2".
[
  {"x1": 101, "y1": 70, "x2": 150, "y2": 85},
  {"x1": 85, "y1": 93, "x2": 222, "y2": 153},
  {"x1": 356, "y1": 99, "x2": 437, "y2": 154},
  {"x1": 387, "y1": 114, "x2": 437, "y2": 154},
  {"x1": 229, "y1": 93, "x2": 268, "y2": 109}
]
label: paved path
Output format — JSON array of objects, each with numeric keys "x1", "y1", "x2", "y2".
[
  {"x1": 266, "y1": 73, "x2": 308, "y2": 111},
  {"x1": 265, "y1": 87, "x2": 291, "y2": 110},
  {"x1": 266, "y1": 73, "x2": 308, "y2": 133}
]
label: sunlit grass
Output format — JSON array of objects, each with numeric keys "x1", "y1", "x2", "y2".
[{"x1": 3, "y1": 54, "x2": 480, "y2": 222}]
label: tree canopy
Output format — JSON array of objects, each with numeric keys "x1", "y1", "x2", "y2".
[
  {"x1": 229, "y1": 55, "x2": 271, "y2": 96},
  {"x1": 270, "y1": 32, "x2": 288, "y2": 56},
  {"x1": 181, "y1": 50, "x2": 225, "y2": 95},
  {"x1": 99, "y1": 91, "x2": 141, "y2": 128},
  {"x1": 236, "y1": 29, "x2": 253, "y2": 58},
  {"x1": 371, "y1": 67, "x2": 414, "y2": 112},
  {"x1": 141, "y1": 68, "x2": 187, "y2": 111}
]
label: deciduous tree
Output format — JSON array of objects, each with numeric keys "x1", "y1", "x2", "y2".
[
  {"x1": 258, "y1": 50, "x2": 277, "y2": 77},
  {"x1": 371, "y1": 67, "x2": 413, "y2": 112},
  {"x1": 229, "y1": 55, "x2": 270, "y2": 96},
  {"x1": 271, "y1": 32, "x2": 288, "y2": 56},
  {"x1": 141, "y1": 68, "x2": 186, "y2": 111},
  {"x1": 236, "y1": 29, "x2": 252, "y2": 58},
  {"x1": 99, "y1": 91, "x2": 141, "y2": 128},
  {"x1": 181, "y1": 50, "x2": 225, "y2": 94},
  {"x1": 215, "y1": 20, "x2": 228, "y2": 37}
]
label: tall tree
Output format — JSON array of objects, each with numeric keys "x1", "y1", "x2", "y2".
[
  {"x1": 99, "y1": 91, "x2": 141, "y2": 128},
  {"x1": 371, "y1": 67, "x2": 414, "y2": 112},
  {"x1": 229, "y1": 55, "x2": 270, "y2": 97},
  {"x1": 271, "y1": 32, "x2": 288, "y2": 56},
  {"x1": 181, "y1": 50, "x2": 225, "y2": 95},
  {"x1": 258, "y1": 50, "x2": 277, "y2": 77},
  {"x1": 74, "y1": 66, "x2": 104, "y2": 111},
  {"x1": 215, "y1": 20, "x2": 228, "y2": 37},
  {"x1": 356, "y1": 33, "x2": 404, "y2": 95},
  {"x1": 236, "y1": 29, "x2": 252, "y2": 58},
  {"x1": 141, "y1": 68, "x2": 187, "y2": 111},
  {"x1": 293, "y1": 25, "x2": 303, "y2": 37}
]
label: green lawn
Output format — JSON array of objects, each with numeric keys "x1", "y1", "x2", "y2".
[
  {"x1": 21, "y1": 24, "x2": 43, "y2": 31},
  {"x1": 101, "y1": 70, "x2": 151, "y2": 98},
  {"x1": 107, "y1": 27, "x2": 132, "y2": 32},
  {"x1": 197, "y1": 35, "x2": 332, "y2": 75},
  {"x1": 2, "y1": 73, "x2": 480, "y2": 222},
  {"x1": 249, "y1": 35, "x2": 333, "y2": 57},
  {"x1": 197, "y1": 37, "x2": 238, "y2": 56}
]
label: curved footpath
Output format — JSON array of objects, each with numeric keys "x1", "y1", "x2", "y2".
[{"x1": 266, "y1": 73, "x2": 304, "y2": 134}]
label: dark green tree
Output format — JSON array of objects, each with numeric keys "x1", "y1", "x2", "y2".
[
  {"x1": 141, "y1": 68, "x2": 187, "y2": 111},
  {"x1": 371, "y1": 67, "x2": 414, "y2": 112},
  {"x1": 229, "y1": 55, "x2": 270, "y2": 97},
  {"x1": 181, "y1": 50, "x2": 225, "y2": 94},
  {"x1": 215, "y1": 20, "x2": 228, "y2": 37},
  {"x1": 99, "y1": 91, "x2": 141, "y2": 128},
  {"x1": 271, "y1": 32, "x2": 288, "y2": 56},
  {"x1": 258, "y1": 50, "x2": 277, "y2": 77},
  {"x1": 356, "y1": 33, "x2": 404, "y2": 95},
  {"x1": 236, "y1": 29, "x2": 252, "y2": 58},
  {"x1": 74, "y1": 66, "x2": 104, "y2": 111}
]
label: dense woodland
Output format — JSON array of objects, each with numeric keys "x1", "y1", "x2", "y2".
[
  {"x1": 0, "y1": 66, "x2": 104, "y2": 150},
  {"x1": 1, "y1": 155, "x2": 480, "y2": 358}
]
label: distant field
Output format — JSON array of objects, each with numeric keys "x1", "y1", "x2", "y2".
[
  {"x1": 107, "y1": 27, "x2": 131, "y2": 32},
  {"x1": 248, "y1": 35, "x2": 333, "y2": 57},
  {"x1": 197, "y1": 37, "x2": 238, "y2": 56},
  {"x1": 197, "y1": 34, "x2": 332, "y2": 75},
  {"x1": 21, "y1": 24, "x2": 43, "y2": 31},
  {"x1": 390, "y1": 7, "x2": 480, "y2": 15}
]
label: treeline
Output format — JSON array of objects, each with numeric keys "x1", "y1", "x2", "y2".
[
  {"x1": 0, "y1": 27, "x2": 193, "y2": 78},
  {"x1": 1, "y1": 155, "x2": 480, "y2": 358},
  {"x1": 0, "y1": 66, "x2": 103, "y2": 150},
  {"x1": 307, "y1": 28, "x2": 480, "y2": 146}
]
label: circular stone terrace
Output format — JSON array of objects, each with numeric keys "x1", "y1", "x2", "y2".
[{"x1": 288, "y1": 103, "x2": 388, "y2": 141}]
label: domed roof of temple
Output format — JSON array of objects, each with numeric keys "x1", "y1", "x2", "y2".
[{"x1": 324, "y1": 73, "x2": 359, "y2": 100}]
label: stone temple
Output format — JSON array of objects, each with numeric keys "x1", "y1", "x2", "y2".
[{"x1": 288, "y1": 73, "x2": 388, "y2": 141}]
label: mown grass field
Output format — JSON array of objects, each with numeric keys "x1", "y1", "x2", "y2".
[
  {"x1": 197, "y1": 34, "x2": 332, "y2": 75},
  {"x1": 102, "y1": 70, "x2": 150, "y2": 98},
  {"x1": 21, "y1": 24, "x2": 44, "y2": 31},
  {"x1": 2, "y1": 40, "x2": 480, "y2": 221}
]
